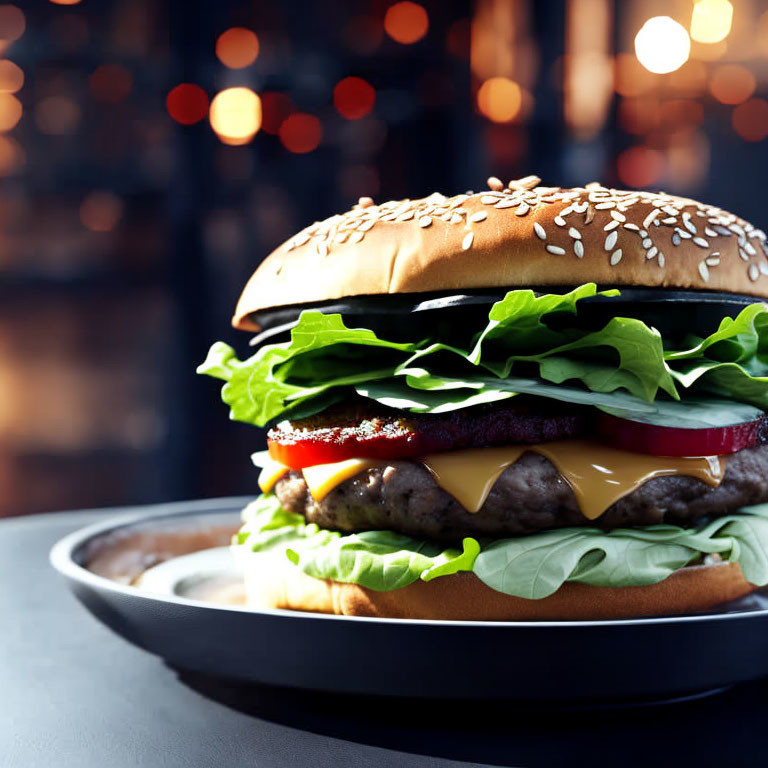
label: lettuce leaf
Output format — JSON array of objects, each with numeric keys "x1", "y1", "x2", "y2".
[
  {"x1": 235, "y1": 495, "x2": 768, "y2": 600},
  {"x1": 199, "y1": 284, "x2": 768, "y2": 428}
]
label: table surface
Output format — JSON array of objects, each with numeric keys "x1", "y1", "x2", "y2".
[{"x1": 5, "y1": 507, "x2": 768, "y2": 768}]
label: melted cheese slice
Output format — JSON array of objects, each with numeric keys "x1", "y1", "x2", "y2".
[
  {"x1": 262, "y1": 441, "x2": 727, "y2": 520},
  {"x1": 302, "y1": 459, "x2": 379, "y2": 502}
]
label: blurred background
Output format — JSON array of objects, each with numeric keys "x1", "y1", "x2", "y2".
[{"x1": 3, "y1": 0, "x2": 768, "y2": 516}]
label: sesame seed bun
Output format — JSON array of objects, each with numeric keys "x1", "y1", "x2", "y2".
[
  {"x1": 233, "y1": 176, "x2": 768, "y2": 331},
  {"x1": 242, "y1": 551, "x2": 754, "y2": 620}
]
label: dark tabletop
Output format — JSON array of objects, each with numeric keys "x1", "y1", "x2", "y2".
[{"x1": 4, "y1": 508, "x2": 768, "y2": 768}]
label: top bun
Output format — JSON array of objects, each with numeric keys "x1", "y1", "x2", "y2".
[{"x1": 233, "y1": 176, "x2": 768, "y2": 330}]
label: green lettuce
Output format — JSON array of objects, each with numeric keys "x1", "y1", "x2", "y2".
[
  {"x1": 199, "y1": 284, "x2": 768, "y2": 428},
  {"x1": 235, "y1": 494, "x2": 768, "y2": 600}
]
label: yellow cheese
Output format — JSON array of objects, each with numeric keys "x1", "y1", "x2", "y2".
[
  {"x1": 257, "y1": 458, "x2": 290, "y2": 494},
  {"x1": 302, "y1": 458, "x2": 380, "y2": 502}
]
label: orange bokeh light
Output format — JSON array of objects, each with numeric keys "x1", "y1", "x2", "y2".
[
  {"x1": 209, "y1": 87, "x2": 261, "y2": 145},
  {"x1": 215, "y1": 27, "x2": 259, "y2": 69},
  {"x1": 732, "y1": 98, "x2": 768, "y2": 142},
  {"x1": 80, "y1": 191, "x2": 123, "y2": 232},
  {"x1": 279, "y1": 113, "x2": 323, "y2": 153},
  {"x1": 618, "y1": 95, "x2": 661, "y2": 135},
  {"x1": 260, "y1": 91, "x2": 294, "y2": 135},
  {"x1": 477, "y1": 77, "x2": 522, "y2": 123},
  {"x1": 0, "y1": 60, "x2": 22, "y2": 93},
  {"x1": 0, "y1": 5, "x2": 24, "y2": 45},
  {"x1": 333, "y1": 77, "x2": 376, "y2": 120},
  {"x1": 384, "y1": 2, "x2": 428, "y2": 44},
  {"x1": 166, "y1": 83, "x2": 209, "y2": 125},
  {"x1": 89, "y1": 64, "x2": 133, "y2": 103},
  {"x1": 49, "y1": 0, "x2": 82, "y2": 5},
  {"x1": 616, "y1": 146, "x2": 665, "y2": 188},
  {"x1": 614, "y1": 53, "x2": 655, "y2": 97},
  {"x1": 0, "y1": 134, "x2": 22, "y2": 174},
  {"x1": 0, "y1": 90, "x2": 20, "y2": 131},
  {"x1": 709, "y1": 64, "x2": 755, "y2": 105},
  {"x1": 34, "y1": 96, "x2": 79, "y2": 135}
]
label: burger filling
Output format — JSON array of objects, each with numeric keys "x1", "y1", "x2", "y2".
[{"x1": 199, "y1": 283, "x2": 768, "y2": 601}]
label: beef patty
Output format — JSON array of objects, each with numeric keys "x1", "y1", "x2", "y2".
[{"x1": 274, "y1": 444, "x2": 768, "y2": 541}]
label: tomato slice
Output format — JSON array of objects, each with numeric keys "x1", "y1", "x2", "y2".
[
  {"x1": 597, "y1": 412, "x2": 765, "y2": 457},
  {"x1": 266, "y1": 435, "x2": 420, "y2": 469}
]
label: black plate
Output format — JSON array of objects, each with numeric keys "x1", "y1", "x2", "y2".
[
  {"x1": 248, "y1": 288, "x2": 763, "y2": 346},
  {"x1": 50, "y1": 497, "x2": 768, "y2": 703}
]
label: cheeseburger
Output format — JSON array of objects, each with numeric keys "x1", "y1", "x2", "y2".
[{"x1": 199, "y1": 176, "x2": 768, "y2": 620}]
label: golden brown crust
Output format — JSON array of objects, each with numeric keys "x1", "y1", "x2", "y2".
[
  {"x1": 242, "y1": 553, "x2": 754, "y2": 621},
  {"x1": 233, "y1": 177, "x2": 768, "y2": 330}
]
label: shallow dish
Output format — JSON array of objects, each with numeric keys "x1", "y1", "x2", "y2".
[{"x1": 50, "y1": 496, "x2": 768, "y2": 702}]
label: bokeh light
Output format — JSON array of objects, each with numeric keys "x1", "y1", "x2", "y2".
[
  {"x1": 0, "y1": 5, "x2": 24, "y2": 46},
  {"x1": 34, "y1": 96, "x2": 79, "y2": 135},
  {"x1": 732, "y1": 98, "x2": 768, "y2": 142},
  {"x1": 0, "y1": 134, "x2": 23, "y2": 174},
  {"x1": 690, "y1": 0, "x2": 732, "y2": 44},
  {"x1": 260, "y1": 91, "x2": 294, "y2": 135},
  {"x1": 215, "y1": 27, "x2": 259, "y2": 69},
  {"x1": 614, "y1": 53, "x2": 655, "y2": 97},
  {"x1": 166, "y1": 83, "x2": 209, "y2": 125},
  {"x1": 0, "y1": 60, "x2": 22, "y2": 93},
  {"x1": 0, "y1": 90, "x2": 20, "y2": 131},
  {"x1": 618, "y1": 95, "x2": 661, "y2": 135},
  {"x1": 89, "y1": 64, "x2": 133, "y2": 103},
  {"x1": 616, "y1": 146, "x2": 665, "y2": 187},
  {"x1": 477, "y1": 77, "x2": 522, "y2": 123},
  {"x1": 333, "y1": 77, "x2": 376, "y2": 120},
  {"x1": 279, "y1": 113, "x2": 323, "y2": 153},
  {"x1": 80, "y1": 191, "x2": 123, "y2": 232},
  {"x1": 668, "y1": 60, "x2": 707, "y2": 94},
  {"x1": 49, "y1": 0, "x2": 82, "y2": 5},
  {"x1": 209, "y1": 87, "x2": 262, "y2": 145},
  {"x1": 634, "y1": 17, "x2": 690, "y2": 74},
  {"x1": 384, "y1": 2, "x2": 428, "y2": 45},
  {"x1": 709, "y1": 65, "x2": 755, "y2": 105},
  {"x1": 660, "y1": 99, "x2": 704, "y2": 129}
]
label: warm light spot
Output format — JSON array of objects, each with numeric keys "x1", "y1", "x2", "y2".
[
  {"x1": 279, "y1": 113, "x2": 322, "y2": 153},
  {"x1": 634, "y1": 17, "x2": 690, "y2": 74},
  {"x1": 34, "y1": 96, "x2": 79, "y2": 134},
  {"x1": 732, "y1": 98, "x2": 768, "y2": 142},
  {"x1": 0, "y1": 60, "x2": 22, "y2": 93},
  {"x1": 260, "y1": 91, "x2": 294, "y2": 134},
  {"x1": 692, "y1": 38, "x2": 727, "y2": 60},
  {"x1": 709, "y1": 65, "x2": 755, "y2": 105},
  {"x1": 49, "y1": 0, "x2": 82, "y2": 4},
  {"x1": 668, "y1": 60, "x2": 707, "y2": 94},
  {"x1": 80, "y1": 191, "x2": 123, "y2": 232},
  {"x1": 209, "y1": 87, "x2": 261, "y2": 145},
  {"x1": 384, "y1": 2, "x2": 428, "y2": 45},
  {"x1": 166, "y1": 83, "x2": 208, "y2": 125},
  {"x1": 215, "y1": 27, "x2": 259, "y2": 69},
  {"x1": 759, "y1": 11, "x2": 768, "y2": 56},
  {"x1": 614, "y1": 53, "x2": 655, "y2": 96},
  {"x1": 618, "y1": 95, "x2": 661, "y2": 135},
  {"x1": 89, "y1": 64, "x2": 133, "y2": 103},
  {"x1": 0, "y1": 90, "x2": 19, "y2": 130},
  {"x1": 0, "y1": 5, "x2": 24, "y2": 45},
  {"x1": 690, "y1": 0, "x2": 732, "y2": 44},
  {"x1": 333, "y1": 77, "x2": 376, "y2": 120},
  {"x1": 477, "y1": 77, "x2": 522, "y2": 123},
  {"x1": 0, "y1": 134, "x2": 22, "y2": 174},
  {"x1": 660, "y1": 99, "x2": 704, "y2": 128},
  {"x1": 616, "y1": 146, "x2": 665, "y2": 188}
]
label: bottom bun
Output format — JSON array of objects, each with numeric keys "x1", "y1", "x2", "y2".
[{"x1": 241, "y1": 552, "x2": 755, "y2": 621}]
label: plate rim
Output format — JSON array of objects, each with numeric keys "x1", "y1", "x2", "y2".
[{"x1": 49, "y1": 495, "x2": 768, "y2": 630}]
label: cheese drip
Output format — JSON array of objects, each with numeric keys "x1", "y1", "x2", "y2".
[{"x1": 422, "y1": 440, "x2": 725, "y2": 519}]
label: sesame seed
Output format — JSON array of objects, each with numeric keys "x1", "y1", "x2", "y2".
[
  {"x1": 450, "y1": 213, "x2": 463, "y2": 224},
  {"x1": 494, "y1": 199, "x2": 517, "y2": 209},
  {"x1": 574, "y1": 240, "x2": 584, "y2": 258},
  {"x1": 358, "y1": 196, "x2": 374, "y2": 208},
  {"x1": 675, "y1": 228, "x2": 691, "y2": 240},
  {"x1": 698, "y1": 262, "x2": 710, "y2": 282},
  {"x1": 604, "y1": 220, "x2": 620, "y2": 232},
  {"x1": 294, "y1": 232, "x2": 310, "y2": 246},
  {"x1": 739, "y1": 248, "x2": 749, "y2": 261},
  {"x1": 358, "y1": 219, "x2": 376, "y2": 231},
  {"x1": 335, "y1": 232, "x2": 349, "y2": 243},
  {"x1": 516, "y1": 203, "x2": 530, "y2": 216},
  {"x1": 658, "y1": 253, "x2": 666, "y2": 267},
  {"x1": 684, "y1": 220, "x2": 697, "y2": 235},
  {"x1": 610, "y1": 249, "x2": 623, "y2": 265},
  {"x1": 317, "y1": 241, "x2": 329, "y2": 257},
  {"x1": 480, "y1": 195, "x2": 499, "y2": 204},
  {"x1": 745, "y1": 242, "x2": 757, "y2": 256},
  {"x1": 639, "y1": 229, "x2": 648, "y2": 237},
  {"x1": 713, "y1": 226, "x2": 732, "y2": 237},
  {"x1": 705, "y1": 227, "x2": 718, "y2": 238},
  {"x1": 646, "y1": 246, "x2": 658, "y2": 259},
  {"x1": 662, "y1": 217, "x2": 677, "y2": 225},
  {"x1": 533, "y1": 222, "x2": 546, "y2": 240},
  {"x1": 462, "y1": 232, "x2": 474, "y2": 250},
  {"x1": 610, "y1": 211, "x2": 626, "y2": 222},
  {"x1": 554, "y1": 215, "x2": 566, "y2": 226},
  {"x1": 624, "y1": 223, "x2": 640, "y2": 232},
  {"x1": 595, "y1": 202, "x2": 615, "y2": 210},
  {"x1": 546, "y1": 245, "x2": 565, "y2": 255},
  {"x1": 469, "y1": 211, "x2": 488, "y2": 223},
  {"x1": 604, "y1": 231, "x2": 618, "y2": 251},
  {"x1": 568, "y1": 227, "x2": 581, "y2": 240},
  {"x1": 749, "y1": 264, "x2": 759, "y2": 282},
  {"x1": 487, "y1": 176, "x2": 504, "y2": 191},
  {"x1": 396, "y1": 211, "x2": 414, "y2": 222},
  {"x1": 573, "y1": 202, "x2": 588, "y2": 214},
  {"x1": 706, "y1": 256, "x2": 720, "y2": 266},
  {"x1": 693, "y1": 237, "x2": 709, "y2": 248},
  {"x1": 418, "y1": 215, "x2": 432, "y2": 228},
  {"x1": 760, "y1": 263, "x2": 768, "y2": 277},
  {"x1": 642, "y1": 237, "x2": 653, "y2": 248},
  {"x1": 349, "y1": 231, "x2": 365, "y2": 244},
  {"x1": 643, "y1": 209, "x2": 661, "y2": 229},
  {"x1": 584, "y1": 205, "x2": 595, "y2": 224}
]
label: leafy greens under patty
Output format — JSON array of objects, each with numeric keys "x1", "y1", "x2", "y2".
[
  {"x1": 234, "y1": 494, "x2": 768, "y2": 599},
  {"x1": 198, "y1": 283, "x2": 768, "y2": 429}
]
